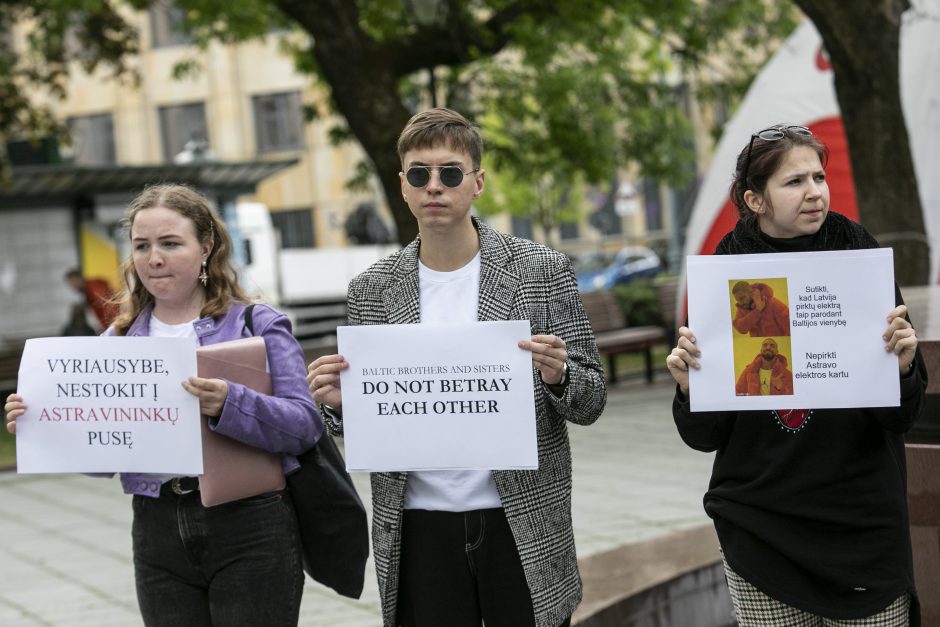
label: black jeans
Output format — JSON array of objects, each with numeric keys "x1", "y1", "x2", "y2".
[
  {"x1": 131, "y1": 484, "x2": 303, "y2": 627},
  {"x1": 397, "y1": 508, "x2": 571, "y2": 627}
]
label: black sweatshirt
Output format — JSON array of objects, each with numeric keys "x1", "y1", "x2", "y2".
[{"x1": 674, "y1": 212, "x2": 928, "y2": 620}]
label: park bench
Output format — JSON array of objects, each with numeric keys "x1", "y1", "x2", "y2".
[
  {"x1": 580, "y1": 289, "x2": 668, "y2": 384},
  {"x1": 0, "y1": 341, "x2": 24, "y2": 397}
]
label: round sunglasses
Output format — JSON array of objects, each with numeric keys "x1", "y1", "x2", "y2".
[
  {"x1": 741, "y1": 125, "x2": 813, "y2": 186},
  {"x1": 405, "y1": 165, "x2": 479, "y2": 188}
]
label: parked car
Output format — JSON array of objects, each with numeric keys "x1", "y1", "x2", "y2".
[{"x1": 575, "y1": 246, "x2": 662, "y2": 292}]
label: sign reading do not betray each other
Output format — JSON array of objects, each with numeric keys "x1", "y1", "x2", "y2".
[{"x1": 337, "y1": 321, "x2": 538, "y2": 472}]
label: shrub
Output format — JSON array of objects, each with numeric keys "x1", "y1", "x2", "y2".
[{"x1": 611, "y1": 280, "x2": 662, "y2": 327}]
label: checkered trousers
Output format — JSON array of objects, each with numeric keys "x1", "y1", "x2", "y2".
[{"x1": 722, "y1": 558, "x2": 910, "y2": 626}]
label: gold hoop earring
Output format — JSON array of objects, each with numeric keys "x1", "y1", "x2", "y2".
[{"x1": 199, "y1": 261, "x2": 208, "y2": 287}]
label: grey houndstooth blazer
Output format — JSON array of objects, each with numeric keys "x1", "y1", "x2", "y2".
[{"x1": 332, "y1": 218, "x2": 607, "y2": 627}]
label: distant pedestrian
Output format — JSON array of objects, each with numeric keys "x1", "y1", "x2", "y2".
[
  {"x1": 666, "y1": 124, "x2": 925, "y2": 625},
  {"x1": 306, "y1": 108, "x2": 607, "y2": 627},
  {"x1": 64, "y1": 268, "x2": 120, "y2": 330},
  {"x1": 60, "y1": 301, "x2": 97, "y2": 336}
]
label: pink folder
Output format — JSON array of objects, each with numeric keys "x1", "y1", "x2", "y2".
[{"x1": 196, "y1": 337, "x2": 286, "y2": 507}]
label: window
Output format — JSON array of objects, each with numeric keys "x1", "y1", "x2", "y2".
[
  {"x1": 586, "y1": 178, "x2": 624, "y2": 236},
  {"x1": 641, "y1": 178, "x2": 663, "y2": 231},
  {"x1": 67, "y1": 114, "x2": 116, "y2": 165},
  {"x1": 159, "y1": 102, "x2": 209, "y2": 162},
  {"x1": 0, "y1": 24, "x2": 15, "y2": 54},
  {"x1": 252, "y1": 92, "x2": 306, "y2": 153},
  {"x1": 510, "y1": 215, "x2": 534, "y2": 241},
  {"x1": 559, "y1": 221, "x2": 580, "y2": 241},
  {"x1": 150, "y1": 1, "x2": 192, "y2": 48},
  {"x1": 671, "y1": 179, "x2": 698, "y2": 232},
  {"x1": 270, "y1": 208, "x2": 315, "y2": 248}
]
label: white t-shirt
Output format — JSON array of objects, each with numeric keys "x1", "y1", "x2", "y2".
[
  {"x1": 403, "y1": 252, "x2": 503, "y2": 512},
  {"x1": 149, "y1": 314, "x2": 199, "y2": 484},
  {"x1": 149, "y1": 314, "x2": 200, "y2": 344}
]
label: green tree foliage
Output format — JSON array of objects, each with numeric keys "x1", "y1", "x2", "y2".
[
  {"x1": 169, "y1": 0, "x2": 798, "y2": 245},
  {"x1": 2, "y1": 1, "x2": 796, "y2": 247},
  {"x1": 612, "y1": 279, "x2": 661, "y2": 328},
  {"x1": 0, "y1": 0, "x2": 141, "y2": 174}
]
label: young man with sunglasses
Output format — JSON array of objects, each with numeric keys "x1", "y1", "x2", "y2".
[{"x1": 307, "y1": 108, "x2": 607, "y2": 627}]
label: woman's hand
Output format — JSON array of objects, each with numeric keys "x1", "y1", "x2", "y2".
[
  {"x1": 884, "y1": 305, "x2": 918, "y2": 375},
  {"x1": 665, "y1": 327, "x2": 701, "y2": 396},
  {"x1": 181, "y1": 377, "x2": 229, "y2": 417},
  {"x1": 519, "y1": 334, "x2": 568, "y2": 386},
  {"x1": 307, "y1": 354, "x2": 348, "y2": 410},
  {"x1": 4, "y1": 393, "x2": 24, "y2": 435}
]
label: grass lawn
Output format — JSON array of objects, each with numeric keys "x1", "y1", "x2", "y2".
[
  {"x1": 607, "y1": 345, "x2": 671, "y2": 382},
  {"x1": 0, "y1": 427, "x2": 15, "y2": 469}
]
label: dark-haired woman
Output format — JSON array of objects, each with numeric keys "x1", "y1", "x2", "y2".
[
  {"x1": 6, "y1": 184, "x2": 322, "y2": 626},
  {"x1": 666, "y1": 125, "x2": 926, "y2": 625}
]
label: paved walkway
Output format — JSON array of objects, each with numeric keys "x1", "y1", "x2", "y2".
[{"x1": 0, "y1": 378, "x2": 714, "y2": 626}]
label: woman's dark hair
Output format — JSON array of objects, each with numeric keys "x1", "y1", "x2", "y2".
[
  {"x1": 729, "y1": 124, "x2": 829, "y2": 222},
  {"x1": 112, "y1": 184, "x2": 249, "y2": 335}
]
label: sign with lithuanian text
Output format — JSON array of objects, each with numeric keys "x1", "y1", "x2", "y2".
[
  {"x1": 15, "y1": 337, "x2": 201, "y2": 474},
  {"x1": 687, "y1": 248, "x2": 899, "y2": 411}
]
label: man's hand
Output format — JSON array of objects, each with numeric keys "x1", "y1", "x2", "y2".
[
  {"x1": 307, "y1": 354, "x2": 349, "y2": 410},
  {"x1": 519, "y1": 335, "x2": 568, "y2": 385}
]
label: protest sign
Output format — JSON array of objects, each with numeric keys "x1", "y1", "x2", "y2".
[
  {"x1": 337, "y1": 321, "x2": 537, "y2": 472},
  {"x1": 15, "y1": 337, "x2": 201, "y2": 473},
  {"x1": 687, "y1": 248, "x2": 898, "y2": 411}
]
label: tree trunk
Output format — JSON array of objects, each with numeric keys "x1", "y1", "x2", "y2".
[
  {"x1": 276, "y1": 0, "x2": 418, "y2": 245},
  {"x1": 795, "y1": 0, "x2": 928, "y2": 285},
  {"x1": 274, "y1": 0, "x2": 553, "y2": 247}
]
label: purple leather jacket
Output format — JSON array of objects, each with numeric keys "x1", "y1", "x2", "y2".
[{"x1": 113, "y1": 301, "x2": 322, "y2": 497}]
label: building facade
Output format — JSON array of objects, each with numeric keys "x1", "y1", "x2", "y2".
[{"x1": 51, "y1": 2, "x2": 384, "y2": 251}]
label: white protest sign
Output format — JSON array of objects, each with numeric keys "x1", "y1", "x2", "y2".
[
  {"x1": 337, "y1": 321, "x2": 537, "y2": 472},
  {"x1": 687, "y1": 248, "x2": 898, "y2": 411},
  {"x1": 15, "y1": 337, "x2": 202, "y2": 474}
]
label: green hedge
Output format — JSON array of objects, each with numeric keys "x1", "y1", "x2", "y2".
[{"x1": 611, "y1": 280, "x2": 662, "y2": 327}]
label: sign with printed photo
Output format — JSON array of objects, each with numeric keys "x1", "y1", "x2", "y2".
[{"x1": 686, "y1": 248, "x2": 899, "y2": 411}]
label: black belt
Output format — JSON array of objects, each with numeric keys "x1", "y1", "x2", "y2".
[{"x1": 166, "y1": 476, "x2": 200, "y2": 496}]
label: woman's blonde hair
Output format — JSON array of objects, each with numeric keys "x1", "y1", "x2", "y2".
[{"x1": 111, "y1": 184, "x2": 249, "y2": 335}]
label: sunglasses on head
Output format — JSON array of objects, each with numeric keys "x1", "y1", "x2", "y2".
[
  {"x1": 405, "y1": 165, "x2": 479, "y2": 189},
  {"x1": 741, "y1": 125, "x2": 813, "y2": 187}
]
